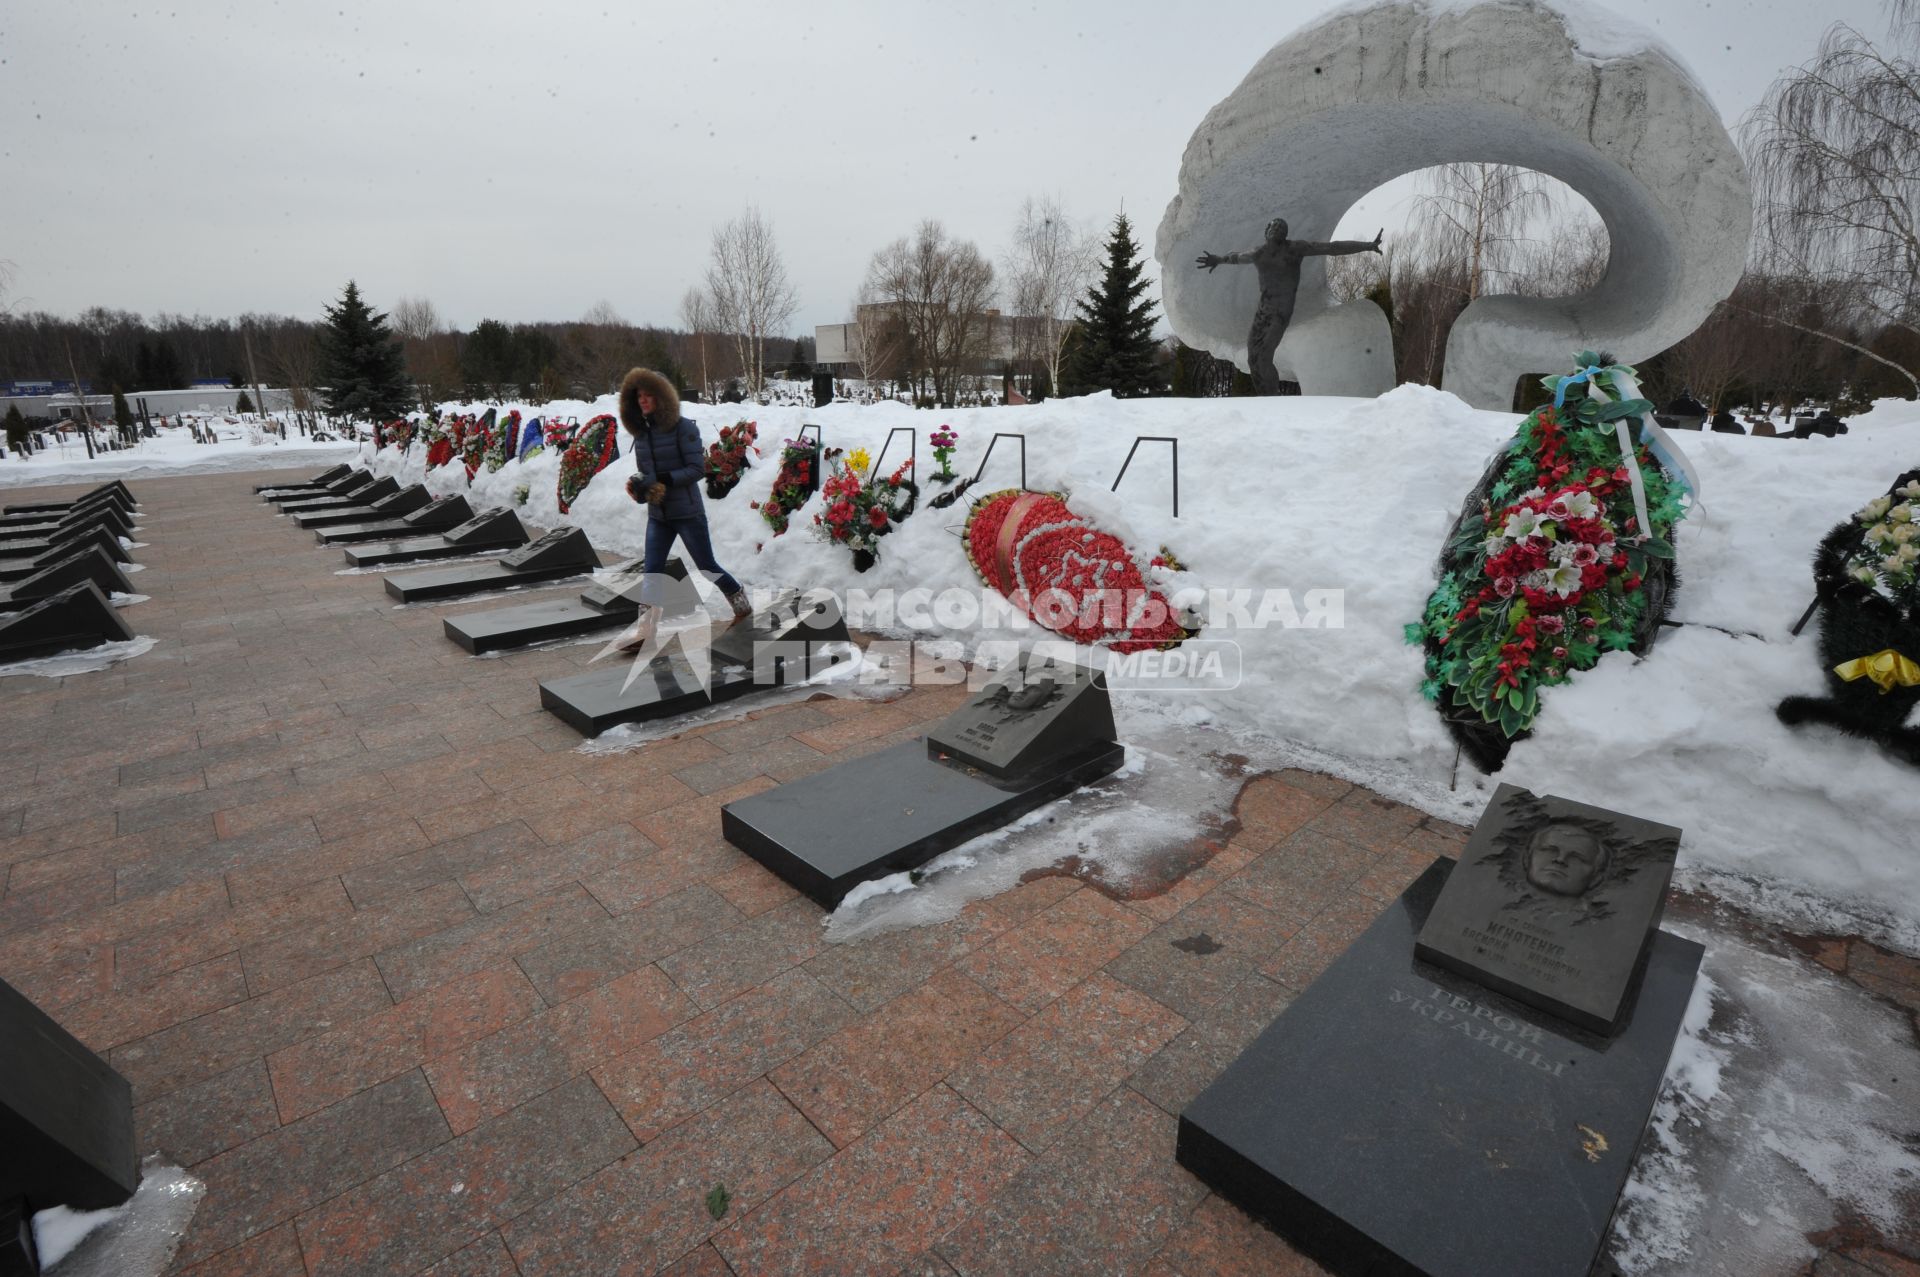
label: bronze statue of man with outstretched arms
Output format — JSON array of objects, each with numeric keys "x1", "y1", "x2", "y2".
[{"x1": 1197, "y1": 218, "x2": 1383, "y2": 394}]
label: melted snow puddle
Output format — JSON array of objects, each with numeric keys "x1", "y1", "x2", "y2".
[
  {"x1": 0, "y1": 636, "x2": 157, "y2": 678},
  {"x1": 825, "y1": 708, "x2": 1248, "y2": 944},
  {"x1": 1609, "y1": 921, "x2": 1920, "y2": 1274},
  {"x1": 33, "y1": 1158, "x2": 202, "y2": 1275}
]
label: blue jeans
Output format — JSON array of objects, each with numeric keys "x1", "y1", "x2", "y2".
[{"x1": 645, "y1": 514, "x2": 740, "y2": 597}]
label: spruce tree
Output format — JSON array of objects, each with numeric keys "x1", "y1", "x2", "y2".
[
  {"x1": 235, "y1": 390, "x2": 255, "y2": 414},
  {"x1": 1064, "y1": 212, "x2": 1162, "y2": 398},
  {"x1": 112, "y1": 389, "x2": 136, "y2": 441},
  {"x1": 318, "y1": 281, "x2": 413, "y2": 422}
]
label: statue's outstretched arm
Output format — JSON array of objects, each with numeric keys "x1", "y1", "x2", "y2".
[
  {"x1": 1195, "y1": 248, "x2": 1258, "y2": 271},
  {"x1": 1300, "y1": 228, "x2": 1385, "y2": 258}
]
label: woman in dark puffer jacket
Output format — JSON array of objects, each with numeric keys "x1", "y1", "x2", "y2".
[{"x1": 614, "y1": 367, "x2": 751, "y2": 650}]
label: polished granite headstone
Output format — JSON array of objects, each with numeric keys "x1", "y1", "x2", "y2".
[
  {"x1": 1177, "y1": 858, "x2": 1702, "y2": 1277},
  {"x1": 0, "y1": 505, "x2": 133, "y2": 545},
  {"x1": 317, "y1": 493, "x2": 473, "y2": 544},
  {"x1": 925, "y1": 660, "x2": 1117, "y2": 777},
  {"x1": 537, "y1": 590, "x2": 853, "y2": 734},
  {"x1": 0, "y1": 583, "x2": 135, "y2": 661},
  {"x1": 0, "y1": 548, "x2": 134, "y2": 612},
  {"x1": 4, "y1": 484, "x2": 132, "y2": 517},
  {"x1": 722, "y1": 654, "x2": 1126, "y2": 907},
  {"x1": 342, "y1": 508, "x2": 527, "y2": 567},
  {"x1": 0, "y1": 525, "x2": 130, "y2": 582},
  {"x1": 0, "y1": 977, "x2": 137, "y2": 1219},
  {"x1": 293, "y1": 482, "x2": 432, "y2": 529},
  {"x1": 268, "y1": 468, "x2": 369, "y2": 506},
  {"x1": 277, "y1": 475, "x2": 399, "y2": 515},
  {"x1": 255, "y1": 464, "x2": 348, "y2": 494},
  {"x1": 382, "y1": 525, "x2": 599, "y2": 602},
  {"x1": 1414, "y1": 784, "x2": 1681, "y2": 1036},
  {"x1": 442, "y1": 556, "x2": 687, "y2": 654}
]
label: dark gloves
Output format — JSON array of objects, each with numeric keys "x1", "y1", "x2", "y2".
[{"x1": 627, "y1": 475, "x2": 666, "y2": 505}]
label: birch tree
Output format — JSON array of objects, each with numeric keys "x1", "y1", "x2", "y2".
[
  {"x1": 1003, "y1": 196, "x2": 1096, "y2": 398},
  {"x1": 704, "y1": 207, "x2": 798, "y2": 394}
]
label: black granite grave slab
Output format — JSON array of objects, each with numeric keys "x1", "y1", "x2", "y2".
[
  {"x1": 0, "y1": 495, "x2": 128, "y2": 528},
  {"x1": 441, "y1": 557, "x2": 688, "y2": 654},
  {"x1": 0, "y1": 548, "x2": 135, "y2": 612},
  {"x1": 254, "y1": 464, "x2": 349, "y2": 493},
  {"x1": 926, "y1": 658, "x2": 1116, "y2": 778},
  {"x1": 293, "y1": 483, "x2": 431, "y2": 529},
  {"x1": 722, "y1": 737, "x2": 1126, "y2": 908},
  {"x1": 0, "y1": 977, "x2": 137, "y2": 1215},
  {"x1": 267, "y1": 468, "x2": 369, "y2": 505},
  {"x1": 316, "y1": 494, "x2": 473, "y2": 544},
  {"x1": 536, "y1": 594, "x2": 852, "y2": 734},
  {"x1": 382, "y1": 527, "x2": 600, "y2": 602},
  {"x1": 276, "y1": 475, "x2": 400, "y2": 515},
  {"x1": 0, "y1": 506, "x2": 132, "y2": 545},
  {"x1": 0, "y1": 583, "x2": 135, "y2": 662},
  {"x1": 4, "y1": 484, "x2": 133, "y2": 516},
  {"x1": 341, "y1": 509, "x2": 527, "y2": 567},
  {"x1": 2, "y1": 1195, "x2": 38, "y2": 1276},
  {"x1": 1414, "y1": 784, "x2": 1681, "y2": 1036},
  {"x1": 1177, "y1": 858, "x2": 1702, "y2": 1277},
  {"x1": 0, "y1": 526, "x2": 131, "y2": 582},
  {"x1": 706, "y1": 590, "x2": 854, "y2": 670}
]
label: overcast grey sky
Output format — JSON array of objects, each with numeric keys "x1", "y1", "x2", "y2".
[{"x1": 2, "y1": 0, "x2": 1892, "y2": 334}]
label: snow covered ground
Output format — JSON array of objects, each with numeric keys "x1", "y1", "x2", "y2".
[
  {"x1": 0, "y1": 417, "x2": 359, "y2": 485},
  {"x1": 358, "y1": 387, "x2": 1920, "y2": 948}
]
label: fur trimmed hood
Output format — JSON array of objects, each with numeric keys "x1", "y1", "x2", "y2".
[{"x1": 618, "y1": 368, "x2": 681, "y2": 434}]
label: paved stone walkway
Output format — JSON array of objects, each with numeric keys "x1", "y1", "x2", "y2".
[{"x1": 0, "y1": 471, "x2": 1912, "y2": 1277}]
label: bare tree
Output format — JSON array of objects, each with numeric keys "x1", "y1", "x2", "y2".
[
  {"x1": 1412, "y1": 163, "x2": 1557, "y2": 301},
  {"x1": 1740, "y1": 3, "x2": 1920, "y2": 391},
  {"x1": 704, "y1": 207, "x2": 798, "y2": 394},
  {"x1": 844, "y1": 284, "x2": 908, "y2": 396},
  {"x1": 865, "y1": 220, "x2": 997, "y2": 406},
  {"x1": 390, "y1": 296, "x2": 442, "y2": 342},
  {"x1": 1003, "y1": 196, "x2": 1096, "y2": 398},
  {"x1": 267, "y1": 326, "x2": 321, "y2": 416},
  {"x1": 678, "y1": 287, "x2": 715, "y2": 403}
]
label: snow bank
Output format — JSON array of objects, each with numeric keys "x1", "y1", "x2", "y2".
[
  {"x1": 0, "y1": 419, "x2": 357, "y2": 487},
  {"x1": 362, "y1": 387, "x2": 1920, "y2": 944}
]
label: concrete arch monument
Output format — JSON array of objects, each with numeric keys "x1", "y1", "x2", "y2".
[{"x1": 1155, "y1": 0, "x2": 1751, "y2": 409}]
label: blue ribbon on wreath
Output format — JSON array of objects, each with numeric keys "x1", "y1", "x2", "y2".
[{"x1": 1553, "y1": 365, "x2": 1605, "y2": 410}]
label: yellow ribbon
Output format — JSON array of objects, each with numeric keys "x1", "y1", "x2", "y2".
[{"x1": 1834, "y1": 648, "x2": 1920, "y2": 694}]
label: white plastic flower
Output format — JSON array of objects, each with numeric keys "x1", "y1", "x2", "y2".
[
  {"x1": 1549, "y1": 541, "x2": 1578, "y2": 565},
  {"x1": 1884, "y1": 555, "x2": 1906, "y2": 574},
  {"x1": 1559, "y1": 490, "x2": 1598, "y2": 519},
  {"x1": 1854, "y1": 565, "x2": 1880, "y2": 585},
  {"x1": 1861, "y1": 495, "x2": 1893, "y2": 521},
  {"x1": 1543, "y1": 564, "x2": 1584, "y2": 597},
  {"x1": 1894, "y1": 523, "x2": 1917, "y2": 545},
  {"x1": 1900, "y1": 542, "x2": 1919, "y2": 564},
  {"x1": 1891, "y1": 502, "x2": 1914, "y2": 525},
  {"x1": 1482, "y1": 534, "x2": 1510, "y2": 557},
  {"x1": 1869, "y1": 522, "x2": 1897, "y2": 546},
  {"x1": 1900, "y1": 480, "x2": 1920, "y2": 500},
  {"x1": 1503, "y1": 508, "x2": 1544, "y2": 540}
]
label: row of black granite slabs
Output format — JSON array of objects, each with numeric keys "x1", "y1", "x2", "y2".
[
  {"x1": 252, "y1": 463, "x2": 1700, "y2": 1277},
  {"x1": 0, "y1": 480, "x2": 146, "y2": 663}
]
